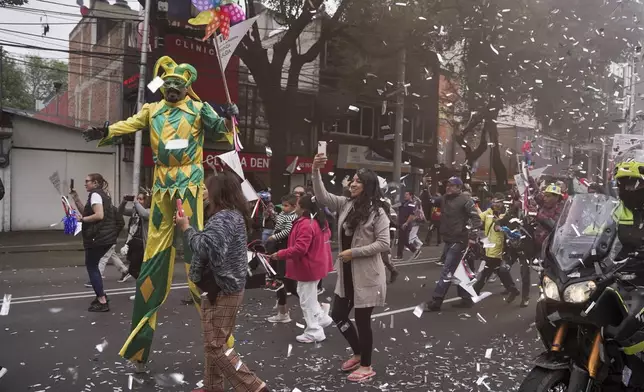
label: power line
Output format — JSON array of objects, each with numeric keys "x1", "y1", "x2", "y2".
[
  {"x1": 0, "y1": 27, "x2": 131, "y2": 53},
  {"x1": 5, "y1": 4, "x2": 143, "y2": 22}
]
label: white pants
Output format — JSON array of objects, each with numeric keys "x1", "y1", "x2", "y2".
[
  {"x1": 409, "y1": 225, "x2": 423, "y2": 249},
  {"x1": 98, "y1": 245, "x2": 128, "y2": 276},
  {"x1": 297, "y1": 280, "x2": 330, "y2": 341}
]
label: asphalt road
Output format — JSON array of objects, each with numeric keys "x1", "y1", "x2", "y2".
[{"x1": 0, "y1": 254, "x2": 543, "y2": 392}]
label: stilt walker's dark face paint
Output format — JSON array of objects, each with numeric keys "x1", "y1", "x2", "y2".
[{"x1": 162, "y1": 77, "x2": 188, "y2": 103}]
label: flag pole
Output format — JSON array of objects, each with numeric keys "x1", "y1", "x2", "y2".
[{"x1": 213, "y1": 35, "x2": 232, "y2": 104}]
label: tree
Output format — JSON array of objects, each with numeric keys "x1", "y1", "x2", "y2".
[
  {"x1": 0, "y1": 49, "x2": 32, "y2": 110},
  {"x1": 306, "y1": 0, "x2": 460, "y2": 176},
  {"x1": 230, "y1": 0, "x2": 351, "y2": 194},
  {"x1": 444, "y1": 0, "x2": 638, "y2": 189},
  {"x1": 0, "y1": 0, "x2": 27, "y2": 6},
  {"x1": 23, "y1": 55, "x2": 68, "y2": 109}
]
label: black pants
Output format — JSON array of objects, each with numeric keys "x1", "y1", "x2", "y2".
[
  {"x1": 473, "y1": 256, "x2": 518, "y2": 294},
  {"x1": 126, "y1": 239, "x2": 144, "y2": 279},
  {"x1": 331, "y1": 295, "x2": 374, "y2": 367},
  {"x1": 332, "y1": 262, "x2": 375, "y2": 367},
  {"x1": 85, "y1": 244, "x2": 112, "y2": 298},
  {"x1": 276, "y1": 278, "x2": 298, "y2": 306},
  {"x1": 425, "y1": 221, "x2": 441, "y2": 244},
  {"x1": 507, "y1": 247, "x2": 533, "y2": 300},
  {"x1": 396, "y1": 226, "x2": 417, "y2": 258}
]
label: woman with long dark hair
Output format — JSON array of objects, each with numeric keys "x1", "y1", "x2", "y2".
[
  {"x1": 176, "y1": 170, "x2": 269, "y2": 392},
  {"x1": 76, "y1": 173, "x2": 118, "y2": 312},
  {"x1": 269, "y1": 195, "x2": 334, "y2": 343},
  {"x1": 312, "y1": 154, "x2": 390, "y2": 382}
]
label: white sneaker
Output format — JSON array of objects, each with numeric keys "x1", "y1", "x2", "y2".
[
  {"x1": 267, "y1": 313, "x2": 291, "y2": 323},
  {"x1": 296, "y1": 333, "x2": 324, "y2": 344},
  {"x1": 320, "y1": 315, "x2": 334, "y2": 328}
]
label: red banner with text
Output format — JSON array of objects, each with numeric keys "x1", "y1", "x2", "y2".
[{"x1": 143, "y1": 147, "x2": 333, "y2": 173}]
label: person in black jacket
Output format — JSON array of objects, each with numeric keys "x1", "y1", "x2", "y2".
[
  {"x1": 422, "y1": 177, "x2": 482, "y2": 312},
  {"x1": 75, "y1": 173, "x2": 117, "y2": 312}
]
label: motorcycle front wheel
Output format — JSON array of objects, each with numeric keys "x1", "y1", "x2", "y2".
[{"x1": 518, "y1": 367, "x2": 569, "y2": 392}]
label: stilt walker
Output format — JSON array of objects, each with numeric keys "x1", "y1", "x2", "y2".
[{"x1": 81, "y1": 56, "x2": 240, "y2": 369}]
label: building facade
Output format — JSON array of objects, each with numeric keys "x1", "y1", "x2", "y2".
[{"x1": 0, "y1": 109, "x2": 127, "y2": 231}]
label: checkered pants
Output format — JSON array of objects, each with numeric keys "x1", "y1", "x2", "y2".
[{"x1": 201, "y1": 290, "x2": 265, "y2": 392}]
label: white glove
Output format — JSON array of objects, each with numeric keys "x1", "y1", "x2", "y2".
[{"x1": 120, "y1": 245, "x2": 129, "y2": 257}]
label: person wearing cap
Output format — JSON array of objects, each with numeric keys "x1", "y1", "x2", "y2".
[
  {"x1": 525, "y1": 180, "x2": 565, "y2": 307},
  {"x1": 422, "y1": 176, "x2": 482, "y2": 312},
  {"x1": 470, "y1": 193, "x2": 521, "y2": 305}
]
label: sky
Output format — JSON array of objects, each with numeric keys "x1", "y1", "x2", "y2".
[{"x1": 0, "y1": 0, "x2": 141, "y2": 62}]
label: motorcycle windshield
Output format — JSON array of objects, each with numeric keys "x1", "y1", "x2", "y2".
[{"x1": 549, "y1": 193, "x2": 618, "y2": 272}]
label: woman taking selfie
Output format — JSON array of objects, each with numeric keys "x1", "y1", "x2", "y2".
[
  {"x1": 175, "y1": 170, "x2": 269, "y2": 392},
  {"x1": 76, "y1": 173, "x2": 118, "y2": 312},
  {"x1": 311, "y1": 153, "x2": 390, "y2": 382}
]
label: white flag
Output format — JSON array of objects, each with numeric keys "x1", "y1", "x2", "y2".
[
  {"x1": 217, "y1": 150, "x2": 245, "y2": 180},
  {"x1": 216, "y1": 16, "x2": 260, "y2": 70}
]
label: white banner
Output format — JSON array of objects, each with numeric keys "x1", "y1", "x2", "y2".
[
  {"x1": 216, "y1": 16, "x2": 260, "y2": 70},
  {"x1": 611, "y1": 134, "x2": 644, "y2": 158},
  {"x1": 514, "y1": 166, "x2": 548, "y2": 195}
]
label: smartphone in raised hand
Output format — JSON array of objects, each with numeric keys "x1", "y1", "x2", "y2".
[
  {"x1": 317, "y1": 141, "x2": 327, "y2": 156},
  {"x1": 176, "y1": 199, "x2": 184, "y2": 218}
]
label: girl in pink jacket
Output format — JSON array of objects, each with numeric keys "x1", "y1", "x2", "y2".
[{"x1": 270, "y1": 195, "x2": 334, "y2": 343}]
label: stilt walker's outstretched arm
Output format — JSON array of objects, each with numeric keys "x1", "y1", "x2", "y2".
[{"x1": 98, "y1": 104, "x2": 152, "y2": 147}]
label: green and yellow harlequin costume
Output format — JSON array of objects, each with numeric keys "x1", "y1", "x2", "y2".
[{"x1": 96, "y1": 56, "x2": 235, "y2": 364}]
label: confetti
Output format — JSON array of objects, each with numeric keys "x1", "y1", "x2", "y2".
[
  {"x1": 296, "y1": 322, "x2": 305, "y2": 329},
  {"x1": 287, "y1": 344, "x2": 293, "y2": 357},
  {"x1": 477, "y1": 313, "x2": 487, "y2": 324},
  {"x1": 265, "y1": 146, "x2": 273, "y2": 157},
  {"x1": 0, "y1": 294, "x2": 11, "y2": 316},
  {"x1": 485, "y1": 348, "x2": 493, "y2": 359},
  {"x1": 147, "y1": 76, "x2": 164, "y2": 93},
  {"x1": 48, "y1": 308, "x2": 63, "y2": 314},
  {"x1": 413, "y1": 306, "x2": 423, "y2": 318},
  {"x1": 95, "y1": 339, "x2": 108, "y2": 353}
]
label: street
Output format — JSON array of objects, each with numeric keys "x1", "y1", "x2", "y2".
[{"x1": 0, "y1": 248, "x2": 542, "y2": 392}]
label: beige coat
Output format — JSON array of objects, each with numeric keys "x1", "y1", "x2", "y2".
[{"x1": 312, "y1": 171, "x2": 390, "y2": 308}]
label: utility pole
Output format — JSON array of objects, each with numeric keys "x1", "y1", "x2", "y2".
[
  {"x1": 392, "y1": 47, "x2": 406, "y2": 203},
  {"x1": 0, "y1": 46, "x2": 4, "y2": 117},
  {"x1": 630, "y1": 54, "x2": 637, "y2": 134},
  {"x1": 132, "y1": 0, "x2": 152, "y2": 195}
]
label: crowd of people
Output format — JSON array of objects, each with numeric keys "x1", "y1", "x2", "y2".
[{"x1": 0, "y1": 149, "x2": 584, "y2": 388}]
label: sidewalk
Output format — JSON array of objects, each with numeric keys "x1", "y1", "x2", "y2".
[{"x1": 0, "y1": 230, "x2": 131, "y2": 253}]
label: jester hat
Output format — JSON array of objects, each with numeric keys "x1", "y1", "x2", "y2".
[{"x1": 153, "y1": 56, "x2": 201, "y2": 101}]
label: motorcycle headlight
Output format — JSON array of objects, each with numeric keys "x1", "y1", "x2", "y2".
[
  {"x1": 542, "y1": 276, "x2": 560, "y2": 301},
  {"x1": 563, "y1": 281, "x2": 597, "y2": 304}
]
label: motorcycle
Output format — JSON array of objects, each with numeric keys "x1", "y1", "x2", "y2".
[{"x1": 519, "y1": 193, "x2": 644, "y2": 392}]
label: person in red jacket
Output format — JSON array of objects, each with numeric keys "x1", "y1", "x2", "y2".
[{"x1": 269, "y1": 194, "x2": 334, "y2": 343}]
